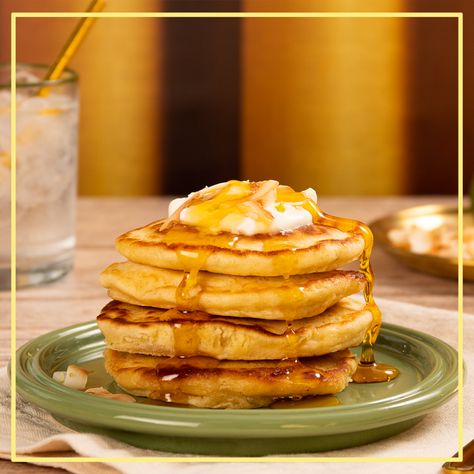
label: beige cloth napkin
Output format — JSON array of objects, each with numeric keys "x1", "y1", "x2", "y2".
[{"x1": 1, "y1": 297, "x2": 472, "y2": 474}]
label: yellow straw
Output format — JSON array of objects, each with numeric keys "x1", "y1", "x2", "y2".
[{"x1": 38, "y1": 0, "x2": 105, "y2": 95}]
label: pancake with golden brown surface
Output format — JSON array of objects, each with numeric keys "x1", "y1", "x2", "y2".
[
  {"x1": 116, "y1": 222, "x2": 364, "y2": 277},
  {"x1": 115, "y1": 180, "x2": 365, "y2": 276},
  {"x1": 104, "y1": 348, "x2": 357, "y2": 408},
  {"x1": 100, "y1": 261, "x2": 365, "y2": 320},
  {"x1": 97, "y1": 298, "x2": 371, "y2": 360}
]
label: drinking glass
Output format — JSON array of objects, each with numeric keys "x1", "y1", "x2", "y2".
[{"x1": 0, "y1": 64, "x2": 79, "y2": 289}]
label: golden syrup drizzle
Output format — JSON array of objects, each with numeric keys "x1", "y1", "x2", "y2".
[
  {"x1": 165, "y1": 180, "x2": 275, "y2": 234},
  {"x1": 149, "y1": 356, "x2": 343, "y2": 408},
  {"x1": 171, "y1": 321, "x2": 201, "y2": 357},
  {"x1": 174, "y1": 248, "x2": 211, "y2": 309},
  {"x1": 270, "y1": 395, "x2": 341, "y2": 409},
  {"x1": 316, "y1": 214, "x2": 399, "y2": 381},
  {"x1": 155, "y1": 357, "x2": 220, "y2": 379},
  {"x1": 162, "y1": 227, "x2": 240, "y2": 249},
  {"x1": 152, "y1": 357, "x2": 220, "y2": 403},
  {"x1": 150, "y1": 308, "x2": 203, "y2": 357},
  {"x1": 284, "y1": 326, "x2": 299, "y2": 359},
  {"x1": 285, "y1": 285, "x2": 306, "y2": 305},
  {"x1": 161, "y1": 181, "x2": 399, "y2": 382},
  {"x1": 266, "y1": 247, "x2": 299, "y2": 279},
  {"x1": 276, "y1": 186, "x2": 399, "y2": 382},
  {"x1": 161, "y1": 182, "x2": 311, "y2": 300}
]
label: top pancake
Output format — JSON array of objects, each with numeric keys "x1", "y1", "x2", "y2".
[{"x1": 116, "y1": 221, "x2": 365, "y2": 277}]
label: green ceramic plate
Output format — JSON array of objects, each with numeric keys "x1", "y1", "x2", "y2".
[{"x1": 14, "y1": 321, "x2": 458, "y2": 456}]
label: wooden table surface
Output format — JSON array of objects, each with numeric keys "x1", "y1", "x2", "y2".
[{"x1": 1, "y1": 195, "x2": 471, "y2": 472}]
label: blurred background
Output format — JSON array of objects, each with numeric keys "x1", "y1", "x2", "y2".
[{"x1": 0, "y1": 0, "x2": 472, "y2": 196}]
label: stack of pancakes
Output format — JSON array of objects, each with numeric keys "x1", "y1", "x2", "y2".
[{"x1": 97, "y1": 187, "x2": 372, "y2": 409}]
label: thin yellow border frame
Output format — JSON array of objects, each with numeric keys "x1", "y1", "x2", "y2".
[{"x1": 10, "y1": 10, "x2": 464, "y2": 464}]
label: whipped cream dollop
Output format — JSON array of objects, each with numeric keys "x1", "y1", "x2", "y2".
[{"x1": 166, "y1": 180, "x2": 318, "y2": 236}]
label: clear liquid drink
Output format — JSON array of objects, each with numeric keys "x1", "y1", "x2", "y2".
[{"x1": 0, "y1": 64, "x2": 79, "y2": 288}]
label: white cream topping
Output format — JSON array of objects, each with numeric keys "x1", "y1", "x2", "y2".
[
  {"x1": 266, "y1": 204, "x2": 313, "y2": 233},
  {"x1": 168, "y1": 197, "x2": 187, "y2": 216},
  {"x1": 167, "y1": 181, "x2": 318, "y2": 235}
]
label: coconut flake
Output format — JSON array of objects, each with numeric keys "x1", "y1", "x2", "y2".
[
  {"x1": 85, "y1": 386, "x2": 136, "y2": 402},
  {"x1": 63, "y1": 365, "x2": 89, "y2": 390},
  {"x1": 52, "y1": 371, "x2": 66, "y2": 383}
]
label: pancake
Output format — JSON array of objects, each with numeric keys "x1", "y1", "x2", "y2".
[
  {"x1": 97, "y1": 298, "x2": 372, "y2": 360},
  {"x1": 100, "y1": 261, "x2": 365, "y2": 320},
  {"x1": 116, "y1": 221, "x2": 365, "y2": 276},
  {"x1": 104, "y1": 348, "x2": 357, "y2": 408}
]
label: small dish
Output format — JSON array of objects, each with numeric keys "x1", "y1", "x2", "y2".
[{"x1": 371, "y1": 204, "x2": 473, "y2": 280}]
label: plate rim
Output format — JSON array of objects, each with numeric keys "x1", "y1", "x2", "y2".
[{"x1": 13, "y1": 320, "x2": 458, "y2": 438}]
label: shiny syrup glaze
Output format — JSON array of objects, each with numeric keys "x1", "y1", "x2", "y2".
[
  {"x1": 154, "y1": 355, "x2": 330, "y2": 378},
  {"x1": 151, "y1": 357, "x2": 218, "y2": 404},
  {"x1": 150, "y1": 355, "x2": 349, "y2": 406},
  {"x1": 147, "y1": 305, "x2": 300, "y2": 361},
  {"x1": 159, "y1": 181, "x2": 399, "y2": 384},
  {"x1": 290, "y1": 188, "x2": 400, "y2": 383}
]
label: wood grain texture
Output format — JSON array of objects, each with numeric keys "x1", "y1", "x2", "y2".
[
  {"x1": 2, "y1": 195, "x2": 470, "y2": 472},
  {"x1": 0, "y1": 459, "x2": 68, "y2": 473}
]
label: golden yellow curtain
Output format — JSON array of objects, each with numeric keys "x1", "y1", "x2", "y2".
[
  {"x1": 241, "y1": 0, "x2": 407, "y2": 195},
  {"x1": 2, "y1": 1, "x2": 418, "y2": 196},
  {"x1": 2, "y1": 0, "x2": 162, "y2": 195},
  {"x1": 71, "y1": 11, "x2": 162, "y2": 195}
]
